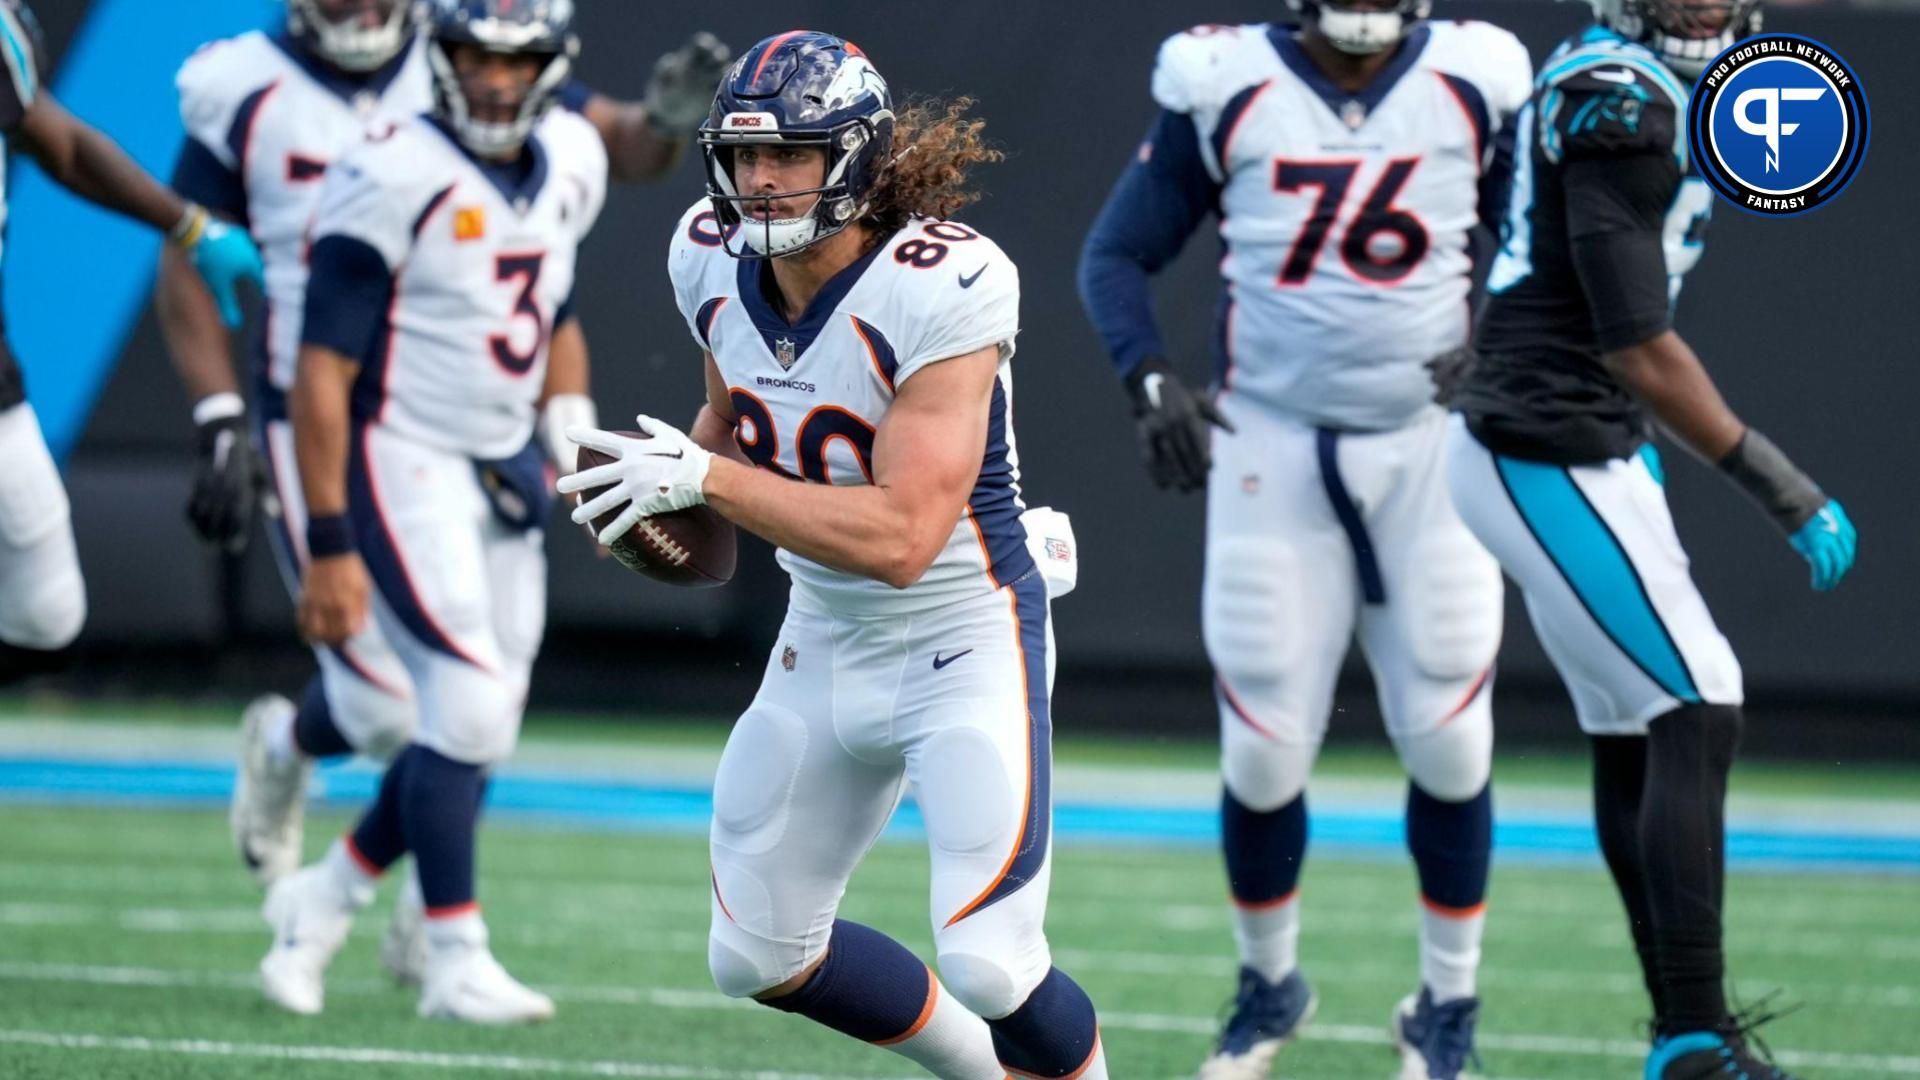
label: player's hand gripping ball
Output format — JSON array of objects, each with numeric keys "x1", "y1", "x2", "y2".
[{"x1": 559, "y1": 419, "x2": 735, "y2": 587}]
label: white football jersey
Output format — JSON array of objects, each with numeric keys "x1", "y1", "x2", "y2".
[
  {"x1": 311, "y1": 110, "x2": 607, "y2": 458},
  {"x1": 1154, "y1": 21, "x2": 1531, "y2": 430},
  {"x1": 176, "y1": 31, "x2": 434, "y2": 392},
  {"x1": 668, "y1": 202, "x2": 1028, "y2": 616}
]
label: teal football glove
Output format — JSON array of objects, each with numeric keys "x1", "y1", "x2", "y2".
[
  {"x1": 174, "y1": 204, "x2": 263, "y2": 329},
  {"x1": 1789, "y1": 499, "x2": 1856, "y2": 592}
]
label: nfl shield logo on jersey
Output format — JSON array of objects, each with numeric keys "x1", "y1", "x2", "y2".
[
  {"x1": 781, "y1": 645, "x2": 798, "y2": 672},
  {"x1": 775, "y1": 337, "x2": 798, "y2": 370}
]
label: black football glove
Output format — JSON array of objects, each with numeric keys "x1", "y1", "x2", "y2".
[
  {"x1": 1124, "y1": 357, "x2": 1234, "y2": 493},
  {"x1": 188, "y1": 411, "x2": 264, "y2": 553},
  {"x1": 1424, "y1": 345, "x2": 1476, "y2": 407},
  {"x1": 644, "y1": 32, "x2": 733, "y2": 137}
]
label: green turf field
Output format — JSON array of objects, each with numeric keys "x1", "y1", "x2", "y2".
[{"x1": 0, "y1": 704, "x2": 1916, "y2": 1078}]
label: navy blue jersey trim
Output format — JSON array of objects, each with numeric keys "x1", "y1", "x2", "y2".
[
  {"x1": 734, "y1": 235, "x2": 892, "y2": 366},
  {"x1": 1267, "y1": 22, "x2": 1431, "y2": 126}
]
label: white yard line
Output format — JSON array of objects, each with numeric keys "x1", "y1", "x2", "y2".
[
  {"x1": 0, "y1": 1029, "x2": 910, "y2": 1080},
  {"x1": 1, "y1": 961, "x2": 1916, "y2": 1075},
  {"x1": 4, "y1": 902, "x2": 1917, "y2": 1009}
]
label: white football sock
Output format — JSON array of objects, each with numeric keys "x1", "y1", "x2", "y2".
[
  {"x1": 321, "y1": 838, "x2": 378, "y2": 909},
  {"x1": 875, "y1": 973, "x2": 1006, "y2": 1080},
  {"x1": 1420, "y1": 902, "x2": 1485, "y2": 1003},
  {"x1": 264, "y1": 705, "x2": 298, "y2": 766},
  {"x1": 1233, "y1": 892, "x2": 1301, "y2": 983},
  {"x1": 425, "y1": 907, "x2": 487, "y2": 956}
]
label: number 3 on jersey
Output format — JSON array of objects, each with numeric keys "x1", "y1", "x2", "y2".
[
  {"x1": 492, "y1": 253, "x2": 548, "y2": 375},
  {"x1": 1273, "y1": 157, "x2": 1429, "y2": 287}
]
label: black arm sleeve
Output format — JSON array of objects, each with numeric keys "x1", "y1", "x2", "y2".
[{"x1": 1565, "y1": 152, "x2": 1678, "y2": 352}]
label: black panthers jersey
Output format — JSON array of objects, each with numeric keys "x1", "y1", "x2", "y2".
[
  {"x1": 1453, "y1": 27, "x2": 1713, "y2": 464},
  {"x1": 0, "y1": 0, "x2": 48, "y2": 409}
]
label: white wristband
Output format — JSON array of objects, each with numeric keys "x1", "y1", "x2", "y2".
[
  {"x1": 542, "y1": 393, "x2": 598, "y2": 474},
  {"x1": 192, "y1": 391, "x2": 246, "y2": 427}
]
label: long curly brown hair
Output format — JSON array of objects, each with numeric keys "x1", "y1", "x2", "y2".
[{"x1": 864, "y1": 96, "x2": 1004, "y2": 236}]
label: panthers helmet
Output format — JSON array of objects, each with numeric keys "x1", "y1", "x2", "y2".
[
  {"x1": 1286, "y1": 0, "x2": 1431, "y2": 56},
  {"x1": 698, "y1": 31, "x2": 895, "y2": 259},
  {"x1": 287, "y1": 0, "x2": 418, "y2": 72},
  {"x1": 424, "y1": 0, "x2": 577, "y2": 158},
  {"x1": 1591, "y1": 0, "x2": 1763, "y2": 78}
]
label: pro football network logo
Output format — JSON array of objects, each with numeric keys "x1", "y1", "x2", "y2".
[{"x1": 1689, "y1": 34, "x2": 1870, "y2": 217}]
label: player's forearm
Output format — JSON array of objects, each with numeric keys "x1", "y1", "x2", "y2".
[
  {"x1": 585, "y1": 95, "x2": 684, "y2": 182},
  {"x1": 691, "y1": 405, "x2": 748, "y2": 466},
  {"x1": 290, "y1": 346, "x2": 359, "y2": 517},
  {"x1": 20, "y1": 96, "x2": 186, "y2": 233},
  {"x1": 702, "y1": 458, "x2": 945, "y2": 588},
  {"x1": 156, "y1": 245, "x2": 239, "y2": 402},
  {"x1": 1603, "y1": 331, "x2": 1745, "y2": 462}
]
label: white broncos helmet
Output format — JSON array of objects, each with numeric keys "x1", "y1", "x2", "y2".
[
  {"x1": 1591, "y1": 0, "x2": 1764, "y2": 78},
  {"x1": 1286, "y1": 0, "x2": 1432, "y2": 56}
]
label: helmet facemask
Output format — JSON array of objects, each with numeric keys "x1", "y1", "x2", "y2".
[
  {"x1": 701, "y1": 114, "x2": 893, "y2": 259},
  {"x1": 288, "y1": 0, "x2": 415, "y2": 73},
  {"x1": 1594, "y1": 0, "x2": 1764, "y2": 78},
  {"x1": 427, "y1": 38, "x2": 573, "y2": 158},
  {"x1": 1289, "y1": 0, "x2": 1432, "y2": 56}
]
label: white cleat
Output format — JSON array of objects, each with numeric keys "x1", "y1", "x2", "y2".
[
  {"x1": 419, "y1": 948, "x2": 556, "y2": 1025},
  {"x1": 380, "y1": 869, "x2": 429, "y2": 987},
  {"x1": 258, "y1": 865, "x2": 360, "y2": 1016},
  {"x1": 1198, "y1": 1043, "x2": 1285, "y2": 1080},
  {"x1": 231, "y1": 694, "x2": 310, "y2": 887}
]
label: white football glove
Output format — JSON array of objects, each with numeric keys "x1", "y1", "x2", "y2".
[{"x1": 558, "y1": 414, "x2": 714, "y2": 545}]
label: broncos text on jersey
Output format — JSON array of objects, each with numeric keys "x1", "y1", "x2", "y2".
[{"x1": 668, "y1": 201, "x2": 1029, "y2": 616}]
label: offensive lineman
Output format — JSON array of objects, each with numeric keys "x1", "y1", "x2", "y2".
[
  {"x1": 561, "y1": 31, "x2": 1109, "y2": 1079},
  {"x1": 1446, "y1": 2, "x2": 1853, "y2": 1077},
  {"x1": 250, "y1": 0, "x2": 609, "y2": 1023},
  {"x1": 157, "y1": 0, "x2": 726, "y2": 978},
  {"x1": 1078, "y1": 4, "x2": 1529, "y2": 1077},
  {"x1": 0, "y1": 0, "x2": 260, "y2": 684}
]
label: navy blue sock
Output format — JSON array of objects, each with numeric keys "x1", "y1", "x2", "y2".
[
  {"x1": 763, "y1": 920, "x2": 933, "y2": 1043},
  {"x1": 1406, "y1": 782, "x2": 1493, "y2": 912},
  {"x1": 397, "y1": 744, "x2": 486, "y2": 914},
  {"x1": 291, "y1": 677, "x2": 354, "y2": 760},
  {"x1": 1222, "y1": 789, "x2": 1309, "y2": 906},
  {"x1": 347, "y1": 747, "x2": 411, "y2": 872},
  {"x1": 987, "y1": 967, "x2": 1101, "y2": 1077}
]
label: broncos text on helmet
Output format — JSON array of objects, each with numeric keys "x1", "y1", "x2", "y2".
[
  {"x1": 1285, "y1": 0, "x2": 1431, "y2": 55},
  {"x1": 1589, "y1": 0, "x2": 1763, "y2": 77},
  {"x1": 287, "y1": 0, "x2": 417, "y2": 73},
  {"x1": 424, "y1": 0, "x2": 577, "y2": 158},
  {"x1": 698, "y1": 30, "x2": 895, "y2": 259}
]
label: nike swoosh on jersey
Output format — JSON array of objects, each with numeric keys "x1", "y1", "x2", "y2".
[
  {"x1": 1590, "y1": 68, "x2": 1638, "y2": 85},
  {"x1": 958, "y1": 265, "x2": 988, "y2": 289},
  {"x1": 932, "y1": 649, "x2": 973, "y2": 670}
]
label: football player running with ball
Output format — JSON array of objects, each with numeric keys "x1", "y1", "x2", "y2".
[
  {"x1": 160, "y1": 0, "x2": 727, "y2": 980},
  {"x1": 1078, "y1": 4, "x2": 1530, "y2": 1077},
  {"x1": 563, "y1": 31, "x2": 1108, "y2": 1080},
  {"x1": 0, "y1": 0, "x2": 260, "y2": 685},
  {"x1": 255, "y1": 0, "x2": 610, "y2": 1024},
  {"x1": 1446, "y1": 2, "x2": 1854, "y2": 1077}
]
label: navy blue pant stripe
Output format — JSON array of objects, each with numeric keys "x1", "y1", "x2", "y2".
[
  {"x1": 947, "y1": 571, "x2": 1052, "y2": 925},
  {"x1": 1315, "y1": 428, "x2": 1387, "y2": 604}
]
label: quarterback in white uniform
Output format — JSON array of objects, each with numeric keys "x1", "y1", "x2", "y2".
[
  {"x1": 1077, "y1": 3, "x2": 1530, "y2": 1077},
  {"x1": 245, "y1": 0, "x2": 607, "y2": 1025},
  {"x1": 562, "y1": 31, "x2": 1106, "y2": 1080},
  {"x1": 156, "y1": 0, "x2": 728, "y2": 970}
]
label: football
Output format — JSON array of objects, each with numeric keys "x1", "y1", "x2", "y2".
[{"x1": 573, "y1": 433, "x2": 737, "y2": 588}]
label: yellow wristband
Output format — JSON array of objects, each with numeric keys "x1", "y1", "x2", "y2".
[{"x1": 171, "y1": 204, "x2": 209, "y2": 249}]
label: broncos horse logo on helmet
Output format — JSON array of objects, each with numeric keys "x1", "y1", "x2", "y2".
[
  {"x1": 1590, "y1": 0, "x2": 1764, "y2": 77},
  {"x1": 1286, "y1": 0, "x2": 1431, "y2": 55},
  {"x1": 424, "y1": 0, "x2": 578, "y2": 158},
  {"x1": 287, "y1": 0, "x2": 419, "y2": 72},
  {"x1": 698, "y1": 30, "x2": 896, "y2": 259}
]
